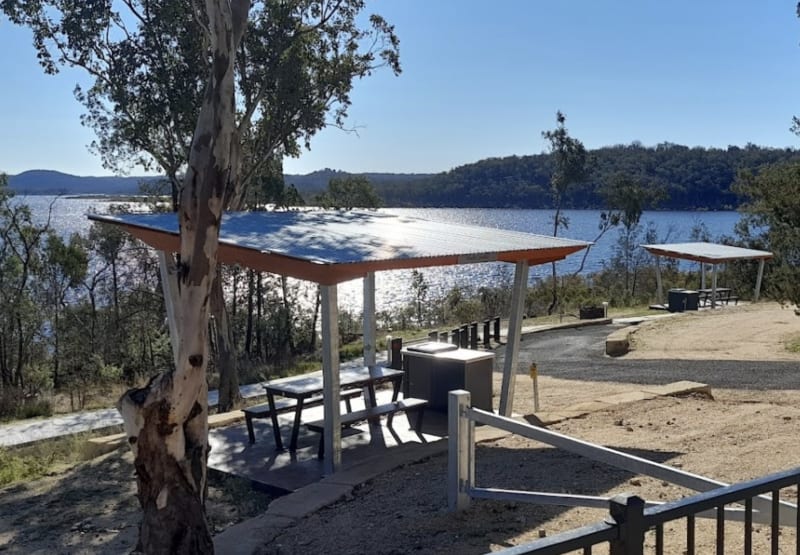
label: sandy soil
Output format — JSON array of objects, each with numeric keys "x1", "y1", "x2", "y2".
[
  {"x1": 2, "y1": 302, "x2": 800, "y2": 554},
  {"x1": 626, "y1": 302, "x2": 800, "y2": 361}
]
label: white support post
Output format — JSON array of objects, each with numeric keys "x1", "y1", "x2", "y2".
[
  {"x1": 448, "y1": 390, "x2": 474, "y2": 512},
  {"x1": 754, "y1": 259, "x2": 765, "y2": 302},
  {"x1": 711, "y1": 264, "x2": 718, "y2": 309},
  {"x1": 320, "y1": 284, "x2": 341, "y2": 474},
  {"x1": 499, "y1": 260, "x2": 529, "y2": 417},
  {"x1": 700, "y1": 262, "x2": 706, "y2": 290},
  {"x1": 363, "y1": 272, "x2": 376, "y2": 366},
  {"x1": 157, "y1": 251, "x2": 181, "y2": 369},
  {"x1": 654, "y1": 255, "x2": 663, "y2": 305}
]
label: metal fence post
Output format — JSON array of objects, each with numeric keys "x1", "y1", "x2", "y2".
[
  {"x1": 469, "y1": 322, "x2": 478, "y2": 349},
  {"x1": 459, "y1": 325, "x2": 469, "y2": 348},
  {"x1": 448, "y1": 390, "x2": 473, "y2": 512},
  {"x1": 483, "y1": 319, "x2": 491, "y2": 348},
  {"x1": 389, "y1": 337, "x2": 403, "y2": 369},
  {"x1": 608, "y1": 493, "x2": 646, "y2": 555},
  {"x1": 493, "y1": 316, "x2": 501, "y2": 342}
]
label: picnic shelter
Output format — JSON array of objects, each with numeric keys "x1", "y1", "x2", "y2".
[
  {"x1": 641, "y1": 241, "x2": 773, "y2": 308},
  {"x1": 89, "y1": 209, "x2": 590, "y2": 474}
]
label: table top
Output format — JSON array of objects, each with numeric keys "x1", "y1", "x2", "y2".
[
  {"x1": 698, "y1": 288, "x2": 733, "y2": 298},
  {"x1": 263, "y1": 366, "x2": 403, "y2": 398},
  {"x1": 402, "y1": 345, "x2": 495, "y2": 363}
]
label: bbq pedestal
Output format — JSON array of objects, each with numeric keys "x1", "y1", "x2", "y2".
[{"x1": 402, "y1": 342, "x2": 494, "y2": 412}]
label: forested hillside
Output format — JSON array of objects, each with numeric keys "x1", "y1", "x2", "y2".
[
  {"x1": 10, "y1": 144, "x2": 800, "y2": 210},
  {"x1": 377, "y1": 143, "x2": 800, "y2": 210}
]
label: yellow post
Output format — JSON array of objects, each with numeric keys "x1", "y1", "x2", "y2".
[{"x1": 529, "y1": 362, "x2": 540, "y2": 412}]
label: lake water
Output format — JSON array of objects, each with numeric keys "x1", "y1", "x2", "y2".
[{"x1": 20, "y1": 195, "x2": 740, "y2": 311}]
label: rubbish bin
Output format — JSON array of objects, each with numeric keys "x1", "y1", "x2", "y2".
[
  {"x1": 402, "y1": 342, "x2": 494, "y2": 411},
  {"x1": 668, "y1": 289, "x2": 699, "y2": 312}
]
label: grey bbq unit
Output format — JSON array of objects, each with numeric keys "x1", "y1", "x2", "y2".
[{"x1": 402, "y1": 343, "x2": 494, "y2": 412}]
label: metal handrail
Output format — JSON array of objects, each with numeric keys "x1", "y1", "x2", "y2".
[{"x1": 446, "y1": 390, "x2": 800, "y2": 554}]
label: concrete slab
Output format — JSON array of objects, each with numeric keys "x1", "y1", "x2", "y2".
[
  {"x1": 524, "y1": 412, "x2": 572, "y2": 426},
  {"x1": 213, "y1": 514, "x2": 295, "y2": 554},
  {"x1": 641, "y1": 381, "x2": 712, "y2": 398},
  {"x1": 85, "y1": 433, "x2": 127, "y2": 458},
  {"x1": 600, "y1": 391, "x2": 658, "y2": 405},
  {"x1": 567, "y1": 400, "x2": 615, "y2": 413},
  {"x1": 267, "y1": 482, "x2": 354, "y2": 519},
  {"x1": 605, "y1": 328, "x2": 633, "y2": 356},
  {"x1": 322, "y1": 440, "x2": 446, "y2": 488}
]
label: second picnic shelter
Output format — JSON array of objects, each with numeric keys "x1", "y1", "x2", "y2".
[{"x1": 642, "y1": 241, "x2": 773, "y2": 308}]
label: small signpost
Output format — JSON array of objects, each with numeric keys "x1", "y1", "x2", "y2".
[{"x1": 529, "y1": 362, "x2": 540, "y2": 412}]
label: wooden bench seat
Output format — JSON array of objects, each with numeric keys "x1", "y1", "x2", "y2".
[
  {"x1": 242, "y1": 388, "x2": 361, "y2": 444},
  {"x1": 305, "y1": 397, "x2": 428, "y2": 458}
]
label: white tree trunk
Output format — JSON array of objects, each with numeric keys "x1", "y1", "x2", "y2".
[{"x1": 116, "y1": 2, "x2": 250, "y2": 553}]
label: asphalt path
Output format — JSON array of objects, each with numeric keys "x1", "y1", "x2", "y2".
[{"x1": 495, "y1": 323, "x2": 800, "y2": 391}]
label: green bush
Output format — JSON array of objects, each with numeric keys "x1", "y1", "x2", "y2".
[{"x1": 17, "y1": 398, "x2": 53, "y2": 419}]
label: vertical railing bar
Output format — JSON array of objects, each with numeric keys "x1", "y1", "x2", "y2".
[
  {"x1": 686, "y1": 514, "x2": 695, "y2": 555},
  {"x1": 772, "y1": 488, "x2": 779, "y2": 555},
  {"x1": 795, "y1": 483, "x2": 799, "y2": 555},
  {"x1": 582, "y1": 546, "x2": 591, "y2": 554},
  {"x1": 655, "y1": 523, "x2": 663, "y2": 555},
  {"x1": 744, "y1": 497, "x2": 753, "y2": 555},
  {"x1": 716, "y1": 504, "x2": 725, "y2": 555}
]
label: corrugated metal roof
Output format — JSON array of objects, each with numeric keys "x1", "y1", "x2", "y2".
[
  {"x1": 90, "y1": 210, "x2": 591, "y2": 284},
  {"x1": 641, "y1": 241, "x2": 773, "y2": 264}
]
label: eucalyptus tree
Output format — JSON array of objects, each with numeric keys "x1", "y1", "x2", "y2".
[
  {"x1": 0, "y1": 175, "x2": 51, "y2": 396},
  {"x1": 599, "y1": 173, "x2": 665, "y2": 298},
  {"x1": 4, "y1": 1, "x2": 246, "y2": 551},
  {"x1": 41, "y1": 232, "x2": 88, "y2": 388},
  {"x1": 734, "y1": 163, "x2": 800, "y2": 306},
  {"x1": 314, "y1": 175, "x2": 383, "y2": 210},
  {"x1": 541, "y1": 111, "x2": 589, "y2": 314},
  {"x1": 2, "y1": 0, "x2": 401, "y2": 412}
]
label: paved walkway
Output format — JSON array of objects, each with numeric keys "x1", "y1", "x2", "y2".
[{"x1": 0, "y1": 383, "x2": 267, "y2": 448}]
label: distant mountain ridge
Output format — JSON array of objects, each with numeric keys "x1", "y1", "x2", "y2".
[
  {"x1": 10, "y1": 142, "x2": 800, "y2": 210},
  {"x1": 8, "y1": 170, "x2": 163, "y2": 195},
  {"x1": 7, "y1": 169, "x2": 432, "y2": 196}
]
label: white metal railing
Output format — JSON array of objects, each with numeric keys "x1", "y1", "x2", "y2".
[{"x1": 447, "y1": 390, "x2": 798, "y2": 525}]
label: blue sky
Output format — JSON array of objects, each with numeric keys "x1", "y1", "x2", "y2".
[{"x1": 1, "y1": 1, "x2": 799, "y2": 176}]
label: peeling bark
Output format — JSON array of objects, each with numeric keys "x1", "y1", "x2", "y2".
[{"x1": 117, "y1": 1, "x2": 251, "y2": 552}]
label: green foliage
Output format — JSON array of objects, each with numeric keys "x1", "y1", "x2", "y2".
[
  {"x1": 377, "y1": 143, "x2": 800, "y2": 209},
  {"x1": 0, "y1": 435, "x2": 88, "y2": 487},
  {"x1": 541, "y1": 112, "x2": 590, "y2": 314},
  {"x1": 785, "y1": 335, "x2": 800, "y2": 354},
  {"x1": 410, "y1": 270, "x2": 428, "y2": 326},
  {"x1": 315, "y1": 176, "x2": 383, "y2": 210},
  {"x1": 734, "y1": 163, "x2": 800, "y2": 305},
  {"x1": 600, "y1": 173, "x2": 665, "y2": 231},
  {"x1": 15, "y1": 398, "x2": 54, "y2": 420},
  {"x1": 542, "y1": 111, "x2": 590, "y2": 225},
  {"x1": 2, "y1": 0, "x2": 401, "y2": 207}
]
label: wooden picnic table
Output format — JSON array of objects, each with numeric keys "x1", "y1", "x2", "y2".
[
  {"x1": 263, "y1": 366, "x2": 404, "y2": 451},
  {"x1": 698, "y1": 288, "x2": 737, "y2": 308}
]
